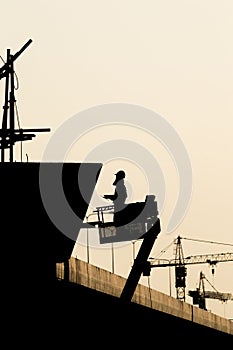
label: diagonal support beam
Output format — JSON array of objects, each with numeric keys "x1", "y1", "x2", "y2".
[{"x1": 120, "y1": 219, "x2": 161, "y2": 303}]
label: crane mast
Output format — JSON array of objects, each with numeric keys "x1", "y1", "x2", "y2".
[
  {"x1": 147, "y1": 236, "x2": 233, "y2": 302},
  {"x1": 174, "y1": 236, "x2": 187, "y2": 301}
]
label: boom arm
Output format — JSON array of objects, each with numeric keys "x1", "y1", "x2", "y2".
[
  {"x1": 149, "y1": 252, "x2": 233, "y2": 268},
  {"x1": 204, "y1": 291, "x2": 233, "y2": 302}
]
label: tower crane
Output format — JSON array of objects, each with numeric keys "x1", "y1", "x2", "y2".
[
  {"x1": 188, "y1": 271, "x2": 233, "y2": 310},
  {"x1": 145, "y1": 235, "x2": 233, "y2": 302}
]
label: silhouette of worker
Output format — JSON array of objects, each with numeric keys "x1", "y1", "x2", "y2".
[{"x1": 103, "y1": 170, "x2": 127, "y2": 226}]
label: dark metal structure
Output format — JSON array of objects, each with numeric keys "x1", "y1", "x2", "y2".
[
  {"x1": 1, "y1": 41, "x2": 232, "y2": 344},
  {"x1": 0, "y1": 40, "x2": 162, "y2": 308},
  {"x1": 0, "y1": 39, "x2": 50, "y2": 162},
  {"x1": 0, "y1": 40, "x2": 103, "y2": 283},
  {"x1": 147, "y1": 236, "x2": 233, "y2": 302},
  {"x1": 174, "y1": 235, "x2": 187, "y2": 300},
  {"x1": 189, "y1": 271, "x2": 233, "y2": 310},
  {"x1": 86, "y1": 194, "x2": 161, "y2": 302}
]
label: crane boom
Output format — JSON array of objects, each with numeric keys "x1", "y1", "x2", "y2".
[
  {"x1": 203, "y1": 291, "x2": 233, "y2": 301},
  {"x1": 149, "y1": 252, "x2": 233, "y2": 267}
]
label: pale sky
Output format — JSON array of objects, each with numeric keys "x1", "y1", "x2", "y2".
[{"x1": 1, "y1": 1, "x2": 233, "y2": 318}]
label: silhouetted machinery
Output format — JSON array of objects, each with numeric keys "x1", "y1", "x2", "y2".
[
  {"x1": 0, "y1": 39, "x2": 161, "y2": 305},
  {"x1": 145, "y1": 236, "x2": 233, "y2": 302},
  {"x1": 0, "y1": 40, "x2": 103, "y2": 288},
  {"x1": 86, "y1": 194, "x2": 160, "y2": 244},
  {"x1": 188, "y1": 271, "x2": 233, "y2": 310},
  {"x1": 85, "y1": 195, "x2": 161, "y2": 302},
  {"x1": 0, "y1": 39, "x2": 50, "y2": 162}
]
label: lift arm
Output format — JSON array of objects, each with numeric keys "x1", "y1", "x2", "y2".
[{"x1": 120, "y1": 219, "x2": 161, "y2": 303}]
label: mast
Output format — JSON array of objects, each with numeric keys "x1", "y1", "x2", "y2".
[{"x1": 0, "y1": 39, "x2": 50, "y2": 162}]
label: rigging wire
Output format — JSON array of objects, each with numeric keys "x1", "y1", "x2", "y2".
[
  {"x1": 14, "y1": 102, "x2": 23, "y2": 162},
  {"x1": 153, "y1": 239, "x2": 176, "y2": 258},
  {"x1": 14, "y1": 102, "x2": 21, "y2": 128},
  {"x1": 0, "y1": 55, "x2": 5, "y2": 64},
  {"x1": 0, "y1": 55, "x2": 20, "y2": 90},
  {"x1": 151, "y1": 235, "x2": 233, "y2": 260},
  {"x1": 203, "y1": 273, "x2": 220, "y2": 293},
  {"x1": 180, "y1": 236, "x2": 233, "y2": 247}
]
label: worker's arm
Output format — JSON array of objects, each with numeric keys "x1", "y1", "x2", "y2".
[{"x1": 103, "y1": 191, "x2": 117, "y2": 201}]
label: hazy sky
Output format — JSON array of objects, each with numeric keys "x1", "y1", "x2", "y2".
[{"x1": 1, "y1": 1, "x2": 232, "y2": 318}]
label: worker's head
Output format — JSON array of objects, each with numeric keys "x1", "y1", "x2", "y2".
[{"x1": 114, "y1": 170, "x2": 125, "y2": 179}]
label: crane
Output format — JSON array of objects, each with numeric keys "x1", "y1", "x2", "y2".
[
  {"x1": 145, "y1": 235, "x2": 233, "y2": 301},
  {"x1": 188, "y1": 271, "x2": 233, "y2": 310}
]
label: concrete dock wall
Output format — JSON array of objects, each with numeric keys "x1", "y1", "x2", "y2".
[{"x1": 56, "y1": 257, "x2": 233, "y2": 336}]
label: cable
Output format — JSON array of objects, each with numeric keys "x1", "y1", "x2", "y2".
[
  {"x1": 204, "y1": 274, "x2": 219, "y2": 293},
  {"x1": 14, "y1": 101, "x2": 23, "y2": 161},
  {"x1": 14, "y1": 102, "x2": 21, "y2": 128},
  {"x1": 150, "y1": 235, "x2": 233, "y2": 261},
  {"x1": 0, "y1": 55, "x2": 19, "y2": 89},
  {"x1": 147, "y1": 275, "x2": 153, "y2": 308},
  {"x1": 13, "y1": 71, "x2": 19, "y2": 90},
  {"x1": 181, "y1": 236, "x2": 233, "y2": 247},
  {"x1": 153, "y1": 239, "x2": 176, "y2": 258}
]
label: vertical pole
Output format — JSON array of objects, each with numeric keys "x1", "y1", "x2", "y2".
[
  {"x1": 111, "y1": 242, "x2": 115, "y2": 273},
  {"x1": 86, "y1": 228, "x2": 90, "y2": 263},
  {"x1": 169, "y1": 265, "x2": 172, "y2": 296},
  {"x1": 1, "y1": 49, "x2": 10, "y2": 163},
  {"x1": 64, "y1": 259, "x2": 69, "y2": 283},
  {"x1": 9, "y1": 54, "x2": 15, "y2": 162},
  {"x1": 132, "y1": 240, "x2": 136, "y2": 261}
]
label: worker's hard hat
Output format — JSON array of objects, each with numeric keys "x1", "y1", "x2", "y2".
[{"x1": 114, "y1": 170, "x2": 125, "y2": 179}]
